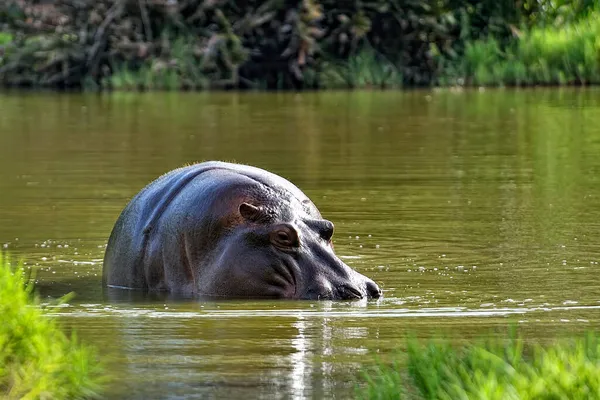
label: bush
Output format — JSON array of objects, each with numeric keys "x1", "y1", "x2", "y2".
[
  {"x1": 0, "y1": 251, "x2": 104, "y2": 399},
  {"x1": 1, "y1": 0, "x2": 585, "y2": 90},
  {"x1": 0, "y1": 1, "x2": 598, "y2": 90}
]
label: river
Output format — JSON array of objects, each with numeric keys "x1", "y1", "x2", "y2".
[{"x1": 1, "y1": 88, "x2": 599, "y2": 399}]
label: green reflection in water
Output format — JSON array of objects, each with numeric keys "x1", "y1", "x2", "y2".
[{"x1": 1, "y1": 88, "x2": 600, "y2": 398}]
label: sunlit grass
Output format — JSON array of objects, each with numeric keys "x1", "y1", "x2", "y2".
[
  {"x1": 0, "y1": 32, "x2": 13, "y2": 66},
  {"x1": 0, "y1": 251, "x2": 104, "y2": 399},
  {"x1": 438, "y1": 10, "x2": 600, "y2": 86},
  {"x1": 0, "y1": 32, "x2": 12, "y2": 45},
  {"x1": 357, "y1": 330, "x2": 600, "y2": 399}
]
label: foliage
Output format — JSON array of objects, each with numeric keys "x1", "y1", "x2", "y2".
[
  {"x1": 0, "y1": 251, "x2": 104, "y2": 399},
  {"x1": 437, "y1": 10, "x2": 600, "y2": 86},
  {"x1": 97, "y1": 33, "x2": 209, "y2": 91},
  {"x1": 0, "y1": 1, "x2": 598, "y2": 90},
  {"x1": 356, "y1": 330, "x2": 600, "y2": 400},
  {"x1": 0, "y1": 32, "x2": 11, "y2": 45},
  {"x1": 0, "y1": 0, "x2": 318, "y2": 89},
  {"x1": 522, "y1": 0, "x2": 597, "y2": 27},
  {"x1": 319, "y1": 44, "x2": 402, "y2": 89}
]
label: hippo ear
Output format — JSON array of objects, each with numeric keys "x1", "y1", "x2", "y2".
[{"x1": 239, "y1": 202, "x2": 263, "y2": 222}]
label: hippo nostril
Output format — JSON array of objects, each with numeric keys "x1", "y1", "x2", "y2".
[
  {"x1": 338, "y1": 284, "x2": 364, "y2": 300},
  {"x1": 366, "y1": 280, "x2": 382, "y2": 299}
]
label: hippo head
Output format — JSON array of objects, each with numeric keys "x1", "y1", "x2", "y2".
[{"x1": 201, "y1": 199, "x2": 382, "y2": 301}]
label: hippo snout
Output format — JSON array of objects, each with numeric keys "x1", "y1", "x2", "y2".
[{"x1": 335, "y1": 278, "x2": 382, "y2": 300}]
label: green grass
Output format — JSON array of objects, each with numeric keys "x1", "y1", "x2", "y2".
[
  {"x1": 0, "y1": 251, "x2": 104, "y2": 399},
  {"x1": 0, "y1": 32, "x2": 13, "y2": 66},
  {"x1": 102, "y1": 40, "x2": 403, "y2": 92},
  {"x1": 356, "y1": 330, "x2": 600, "y2": 400},
  {"x1": 319, "y1": 46, "x2": 403, "y2": 89},
  {"x1": 0, "y1": 32, "x2": 12, "y2": 45},
  {"x1": 437, "y1": 10, "x2": 600, "y2": 86},
  {"x1": 98, "y1": 34, "x2": 208, "y2": 91}
]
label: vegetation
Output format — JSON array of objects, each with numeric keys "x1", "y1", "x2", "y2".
[
  {"x1": 0, "y1": 0, "x2": 597, "y2": 91},
  {"x1": 98, "y1": 34, "x2": 209, "y2": 91},
  {"x1": 0, "y1": 252, "x2": 104, "y2": 399},
  {"x1": 0, "y1": 32, "x2": 11, "y2": 45},
  {"x1": 319, "y1": 46, "x2": 402, "y2": 90},
  {"x1": 357, "y1": 330, "x2": 600, "y2": 400},
  {"x1": 437, "y1": 9, "x2": 600, "y2": 87}
]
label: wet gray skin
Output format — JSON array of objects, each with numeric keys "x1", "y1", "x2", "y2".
[{"x1": 102, "y1": 161, "x2": 382, "y2": 300}]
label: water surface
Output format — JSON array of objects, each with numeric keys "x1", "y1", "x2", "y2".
[{"x1": 1, "y1": 88, "x2": 600, "y2": 398}]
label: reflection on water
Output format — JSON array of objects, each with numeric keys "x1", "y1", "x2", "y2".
[
  {"x1": 2, "y1": 88, "x2": 600, "y2": 398},
  {"x1": 291, "y1": 317, "x2": 309, "y2": 400}
]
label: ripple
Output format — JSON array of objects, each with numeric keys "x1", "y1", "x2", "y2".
[{"x1": 47, "y1": 302, "x2": 600, "y2": 320}]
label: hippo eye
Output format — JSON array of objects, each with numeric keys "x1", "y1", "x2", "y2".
[
  {"x1": 277, "y1": 232, "x2": 290, "y2": 242},
  {"x1": 269, "y1": 224, "x2": 299, "y2": 249}
]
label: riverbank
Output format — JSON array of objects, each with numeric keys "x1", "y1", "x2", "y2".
[{"x1": 0, "y1": 1, "x2": 597, "y2": 91}]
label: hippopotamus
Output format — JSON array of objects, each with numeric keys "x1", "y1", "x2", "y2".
[{"x1": 102, "y1": 161, "x2": 382, "y2": 300}]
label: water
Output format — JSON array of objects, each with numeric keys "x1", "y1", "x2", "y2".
[{"x1": 1, "y1": 88, "x2": 600, "y2": 399}]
